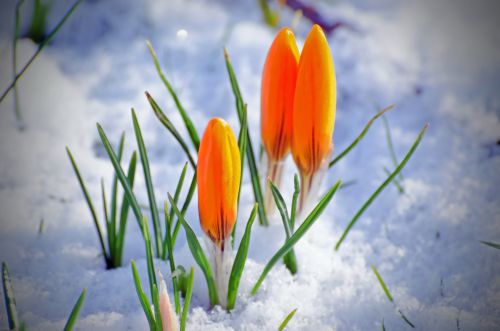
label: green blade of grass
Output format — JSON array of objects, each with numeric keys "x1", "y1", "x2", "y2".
[
  {"x1": 398, "y1": 309, "x2": 415, "y2": 328},
  {"x1": 101, "y1": 178, "x2": 112, "y2": 267},
  {"x1": 132, "y1": 109, "x2": 162, "y2": 258},
  {"x1": 168, "y1": 163, "x2": 188, "y2": 232},
  {"x1": 224, "y1": 48, "x2": 268, "y2": 226},
  {"x1": 163, "y1": 202, "x2": 181, "y2": 314},
  {"x1": 335, "y1": 124, "x2": 428, "y2": 250},
  {"x1": 371, "y1": 265, "x2": 393, "y2": 302},
  {"x1": 251, "y1": 180, "x2": 342, "y2": 295},
  {"x1": 152, "y1": 284, "x2": 163, "y2": 331},
  {"x1": 381, "y1": 318, "x2": 386, "y2": 331},
  {"x1": 171, "y1": 172, "x2": 197, "y2": 246},
  {"x1": 290, "y1": 174, "x2": 300, "y2": 231},
  {"x1": 141, "y1": 215, "x2": 157, "y2": 300},
  {"x1": 115, "y1": 151, "x2": 138, "y2": 266},
  {"x1": 480, "y1": 240, "x2": 500, "y2": 250},
  {"x1": 12, "y1": 0, "x2": 26, "y2": 127},
  {"x1": 232, "y1": 105, "x2": 248, "y2": 246},
  {"x1": 329, "y1": 105, "x2": 395, "y2": 168},
  {"x1": 268, "y1": 179, "x2": 298, "y2": 275},
  {"x1": 66, "y1": 147, "x2": 108, "y2": 261},
  {"x1": 168, "y1": 194, "x2": 219, "y2": 306},
  {"x1": 382, "y1": 115, "x2": 404, "y2": 183},
  {"x1": 2, "y1": 262, "x2": 18, "y2": 329},
  {"x1": 278, "y1": 308, "x2": 297, "y2": 331},
  {"x1": 227, "y1": 204, "x2": 258, "y2": 310},
  {"x1": 146, "y1": 91, "x2": 197, "y2": 169},
  {"x1": 109, "y1": 132, "x2": 126, "y2": 263},
  {"x1": 383, "y1": 167, "x2": 404, "y2": 194},
  {"x1": 0, "y1": 0, "x2": 82, "y2": 104},
  {"x1": 257, "y1": 0, "x2": 279, "y2": 27},
  {"x1": 180, "y1": 267, "x2": 195, "y2": 331},
  {"x1": 131, "y1": 260, "x2": 156, "y2": 330},
  {"x1": 63, "y1": 288, "x2": 87, "y2": 331},
  {"x1": 146, "y1": 41, "x2": 200, "y2": 151},
  {"x1": 96, "y1": 123, "x2": 145, "y2": 235}
]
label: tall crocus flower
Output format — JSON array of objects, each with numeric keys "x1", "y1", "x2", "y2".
[
  {"x1": 197, "y1": 117, "x2": 241, "y2": 307},
  {"x1": 292, "y1": 24, "x2": 336, "y2": 212},
  {"x1": 261, "y1": 27, "x2": 299, "y2": 214}
]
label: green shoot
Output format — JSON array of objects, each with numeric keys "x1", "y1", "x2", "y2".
[
  {"x1": 398, "y1": 309, "x2": 415, "y2": 328},
  {"x1": 131, "y1": 260, "x2": 155, "y2": 330},
  {"x1": 256, "y1": 0, "x2": 279, "y2": 27},
  {"x1": 27, "y1": 0, "x2": 50, "y2": 44},
  {"x1": 146, "y1": 92, "x2": 197, "y2": 169},
  {"x1": 163, "y1": 202, "x2": 181, "y2": 314},
  {"x1": 335, "y1": 124, "x2": 428, "y2": 250},
  {"x1": 371, "y1": 265, "x2": 393, "y2": 302},
  {"x1": 329, "y1": 105, "x2": 395, "y2": 168},
  {"x1": 146, "y1": 41, "x2": 200, "y2": 151},
  {"x1": 180, "y1": 267, "x2": 195, "y2": 331},
  {"x1": 383, "y1": 167, "x2": 404, "y2": 194},
  {"x1": 480, "y1": 240, "x2": 500, "y2": 250},
  {"x1": 251, "y1": 180, "x2": 342, "y2": 295},
  {"x1": 232, "y1": 104, "x2": 248, "y2": 246},
  {"x1": 168, "y1": 194, "x2": 219, "y2": 306},
  {"x1": 63, "y1": 288, "x2": 87, "y2": 331},
  {"x1": 227, "y1": 204, "x2": 258, "y2": 310},
  {"x1": 2, "y1": 262, "x2": 19, "y2": 329},
  {"x1": 0, "y1": 0, "x2": 82, "y2": 104},
  {"x1": 12, "y1": 0, "x2": 26, "y2": 128},
  {"x1": 132, "y1": 109, "x2": 162, "y2": 258},
  {"x1": 224, "y1": 48, "x2": 269, "y2": 226},
  {"x1": 382, "y1": 115, "x2": 404, "y2": 183},
  {"x1": 278, "y1": 308, "x2": 297, "y2": 331}
]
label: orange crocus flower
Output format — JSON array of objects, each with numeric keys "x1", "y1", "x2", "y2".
[
  {"x1": 197, "y1": 118, "x2": 241, "y2": 249},
  {"x1": 292, "y1": 24, "x2": 336, "y2": 208},
  {"x1": 261, "y1": 27, "x2": 299, "y2": 162}
]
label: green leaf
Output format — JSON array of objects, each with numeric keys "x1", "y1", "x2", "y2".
[
  {"x1": 141, "y1": 216, "x2": 157, "y2": 300},
  {"x1": 63, "y1": 288, "x2": 87, "y2": 331},
  {"x1": 278, "y1": 308, "x2": 297, "y2": 331},
  {"x1": 168, "y1": 194, "x2": 219, "y2": 306},
  {"x1": 290, "y1": 174, "x2": 300, "y2": 231},
  {"x1": 381, "y1": 318, "x2": 386, "y2": 331},
  {"x1": 224, "y1": 48, "x2": 268, "y2": 226},
  {"x1": 232, "y1": 104, "x2": 248, "y2": 247},
  {"x1": 480, "y1": 240, "x2": 500, "y2": 250},
  {"x1": 171, "y1": 172, "x2": 197, "y2": 246},
  {"x1": 382, "y1": 115, "x2": 404, "y2": 183},
  {"x1": 371, "y1": 265, "x2": 393, "y2": 302},
  {"x1": 163, "y1": 202, "x2": 181, "y2": 314},
  {"x1": 146, "y1": 40, "x2": 200, "y2": 151},
  {"x1": 180, "y1": 267, "x2": 195, "y2": 331},
  {"x1": 383, "y1": 167, "x2": 404, "y2": 194},
  {"x1": 152, "y1": 284, "x2": 163, "y2": 331},
  {"x1": 131, "y1": 260, "x2": 156, "y2": 330},
  {"x1": 132, "y1": 109, "x2": 162, "y2": 258},
  {"x1": 398, "y1": 309, "x2": 415, "y2": 328},
  {"x1": 2, "y1": 262, "x2": 18, "y2": 329},
  {"x1": 109, "y1": 132, "x2": 126, "y2": 263},
  {"x1": 66, "y1": 147, "x2": 108, "y2": 262},
  {"x1": 251, "y1": 180, "x2": 342, "y2": 295},
  {"x1": 329, "y1": 104, "x2": 395, "y2": 168},
  {"x1": 115, "y1": 151, "x2": 138, "y2": 267},
  {"x1": 335, "y1": 124, "x2": 428, "y2": 250},
  {"x1": 12, "y1": 0, "x2": 26, "y2": 127},
  {"x1": 227, "y1": 204, "x2": 258, "y2": 310},
  {"x1": 146, "y1": 91, "x2": 197, "y2": 169}
]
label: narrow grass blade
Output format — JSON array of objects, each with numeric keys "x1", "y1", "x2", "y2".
[
  {"x1": 132, "y1": 109, "x2": 162, "y2": 258},
  {"x1": 96, "y1": 124, "x2": 144, "y2": 234},
  {"x1": 141, "y1": 216, "x2": 157, "y2": 300},
  {"x1": 278, "y1": 308, "x2": 297, "y2": 331},
  {"x1": 480, "y1": 240, "x2": 500, "y2": 250},
  {"x1": 329, "y1": 105, "x2": 395, "y2": 168},
  {"x1": 227, "y1": 204, "x2": 258, "y2": 310},
  {"x1": 290, "y1": 174, "x2": 300, "y2": 231},
  {"x1": 2, "y1": 262, "x2": 18, "y2": 329},
  {"x1": 146, "y1": 41, "x2": 200, "y2": 151},
  {"x1": 152, "y1": 284, "x2": 163, "y2": 331},
  {"x1": 398, "y1": 309, "x2": 415, "y2": 328},
  {"x1": 251, "y1": 180, "x2": 342, "y2": 295},
  {"x1": 257, "y1": 0, "x2": 279, "y2": 26},
  {"x1": 169, "y1": 163, "x2": 188, "y2": 231},
  {"x1": 180, "y1": 267, "x2": 195, "y2": 331},
  {"x1": 66, "y1": 147, "x2": 108, "y2": 261},
  {"x1": 383, "y1": 167, "x2": 404, "y2": 193},
  {"x1": 0, "y1": 0, "x2": 82, "y2": 104},
  {"x1": 171, "y1": 172, "x2": 197, "y2": 246},
  {"x1": 131, "y1": 260, "x2": 156, "y2": 330},
  {"x1": 63, "y1": 288, "x2": 86, "y2": 331},
  {"x1": 115, "y1": 151, "x2": 138, "y2": 266},
  {"x1": 109, "y1": 132, "x2": 126, "y2": 262},
  {"x1": 269, "y1": 179, "x2": 298, "y2": 275},
  {"x1": 335, "y1": 124, "x2": 428, "y2": 250},
  {"x1": 12, "y1": 0, "x2": 26, "y2": 127},
  {"x1": 146, "y1": 92, "x2": 196, "y2": 169},
  {"x1": 101, "y1": 178, "x2": 112, "y2": 267},
  {"x1": 382, "y1": 115, "x2": 404, "y2": 182},
  {"x1": 371, "y1": 265, "x2": 393, "y2": 302},
  {"x1": 168, "y1": 194, "x2": 219, "y2": 306},
  {"x1": 163, "y1": 202, "x2": 181, "y2": 314},
  {"x1": 381, "y1": 318, "x2": 386, "y2": 331},
  {"x1": 224, "y1": 48, "x2": 268, "y2": 226},
  {"x1": 232, "y1": 105, "x2": 248, "y2": 246}
]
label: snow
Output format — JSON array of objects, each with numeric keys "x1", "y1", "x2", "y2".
[{"x1": 1, "y1": 0, "x2": 499, "y2": 330}]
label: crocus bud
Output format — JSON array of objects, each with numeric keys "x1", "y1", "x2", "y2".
[
  {"x1": 197, "y1": 118, "x2": 241, "y2": 250},
  {"x1": 158, "y1": 271, "x2": 178, "y2": 331},
  {"x1": 292, "y1": 24, "x2": 336, "y2": 211},
  {"x1": 261, "y1": 27, "x2": 299, "y2": 216}
]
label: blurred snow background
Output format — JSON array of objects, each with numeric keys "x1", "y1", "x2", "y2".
[{"x1": 0, "y1": 0, "x2": 499, "y2": 330}]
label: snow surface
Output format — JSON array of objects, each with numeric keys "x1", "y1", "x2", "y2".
[{"x1": 0, "y1": 0, "x2": 499, "y2": 330}]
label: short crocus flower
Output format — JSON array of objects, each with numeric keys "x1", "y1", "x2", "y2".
[
  {"x1": 261, "y1": 27, "x2": 299, "y2": 214},
  {"x1": 292, "y1": 24, "x2": 336, "y2": 211},
  {"x1": 197, "y1": 117, "x2": 241, "y2": 307},
  {"x1": 158, "y1": 270, "x2": 178, "y2": 331}
]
